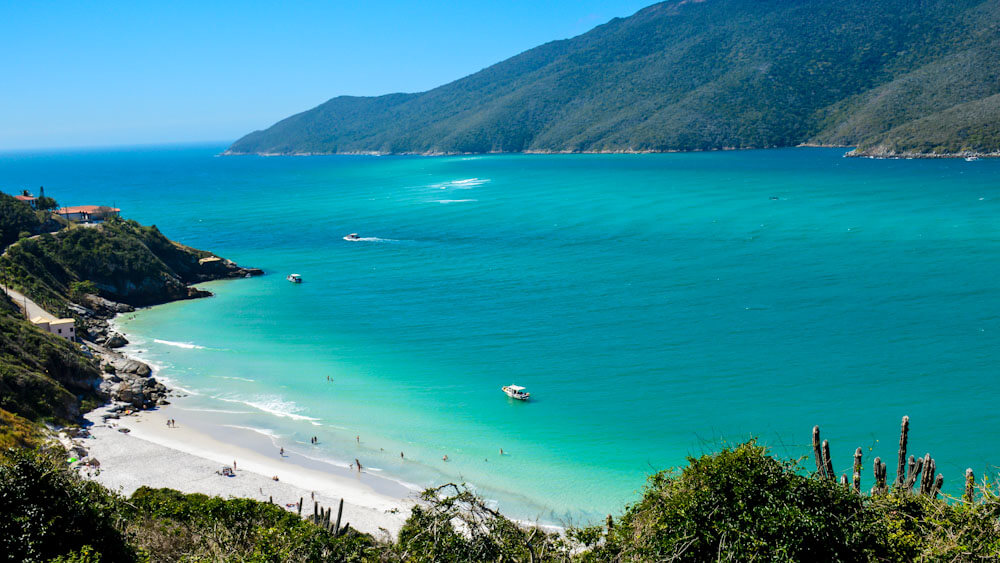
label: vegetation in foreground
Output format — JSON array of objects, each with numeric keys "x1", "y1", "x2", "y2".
[{"x1": 3, "y1": 422, "x2": 1000, "y2": 562}]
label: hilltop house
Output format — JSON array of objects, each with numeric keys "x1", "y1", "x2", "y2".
[
  {"x1": 14, "y1": 195, "x2": 37, "y2": 209},
  {"x1": 56, "y1": 205, "x2": 120, "y2": 222},
  {"x1": 30, "y1": 316, "x2": 76, "y2": 341}
]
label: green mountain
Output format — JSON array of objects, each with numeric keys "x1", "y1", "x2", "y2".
[{"x1": 226, "y1": 0, "x2": 1000, "y2": 158}]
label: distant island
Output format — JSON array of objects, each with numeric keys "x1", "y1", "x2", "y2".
[{"x1": 226, "y1": 0, "x2": 1000, "y2": 159}]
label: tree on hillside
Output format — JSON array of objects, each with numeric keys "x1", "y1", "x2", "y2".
[
  {"x1": 35, "y1": 196, "x2": 58, "y2": 211},
  {"x1": 0, "y1": 192, "x2": 41, "y2": 249}
]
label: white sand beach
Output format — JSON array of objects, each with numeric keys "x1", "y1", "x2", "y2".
[{"x1": 78, "y1": 405, "x2": 414, "y2": 538}]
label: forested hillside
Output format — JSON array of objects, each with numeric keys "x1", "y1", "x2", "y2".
[{"x1": 227, "y1": 0, "x2": 1000, "y2": 158}]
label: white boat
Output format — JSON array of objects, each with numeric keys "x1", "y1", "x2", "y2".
[
  {"x1": 287, "y1": 273, "x2": 302, "y2": 283},
  {"x1": 502, "y1": 385, "x2": 530, "y2": 401},
  {"x1": 965, "y1": 156, "x2": 980, "y2": 162},
  {"x1": 344, "y1": 233, "x2": 361, "y2": 241}
]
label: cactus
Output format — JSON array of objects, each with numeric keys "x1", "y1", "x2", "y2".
[
  {"x1": 925, "y1": 457, "x2": 937, "y2": 495},
  {"x1": 880, "y1": 459, "x2": 888, "y2": 493},
  {"x1": 931, "y1": 474, "x2": 943, "y2": 499},
  {"x1": 840, "y1": 474, "x2": 848, "y2": 488},
  {"x1": 812, "y1": 426, "x2": 826, "y2": 478},
  {"x1": 297, "y1": 497, "x2": 303, "y2": 516},
  {"x1": 334, "y1": 498, "x2": 344, "y2": 533},
  {"x1": 919, "y1": 454, "x2": 934, "y2": 495},
  {"x1": 314, "y1": 501, "x2": 319, "y2": 521},
  {"x1": 871, "y1": 456, "x2": 888, "y2": 495},
  {"x1": 895, "y1": 416, "x2": 909, "y2": 489},
  {"x1": 822, "y1": 440, "x2": 835, "y2": 481},
  {"x1": 852, "y1": 448, "x2": 862, "y2": 492},
  {"x1": 964, "y1": 469, "x2": 975, "y2": 503},
  {"x1": 904, "y1": 456, "x2": 923, "y2": 492}
]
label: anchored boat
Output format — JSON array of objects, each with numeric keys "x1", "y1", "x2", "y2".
[
  {"x1": 287, "y1": 273, "x2": 302, "y2": 283},
  {"x1": 502, "y1": 385, "x2": 530, "y2": 401}
]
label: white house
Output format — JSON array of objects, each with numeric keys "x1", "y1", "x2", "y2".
[
  {"x1": 56, "y1": 205, "x2": 120, "y2": 222},
  {"x1": 31, "y1": 316, "x2": 76, "y2": 341}
]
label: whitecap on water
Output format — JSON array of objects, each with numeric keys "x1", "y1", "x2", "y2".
[
  {"x1": 214, "y1": 394, "x2": 320, "y2": 422},
  {"x1": 431, "y1": 177, "x2": 490, "y2": 190},
  {"x1": 154, "y1": 338, "x2": 208, "y2": 350}
]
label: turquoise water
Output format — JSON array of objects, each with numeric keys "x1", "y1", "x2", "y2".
[{"x1": 2, "y1": 145, "x2": 999, "y2": 522}]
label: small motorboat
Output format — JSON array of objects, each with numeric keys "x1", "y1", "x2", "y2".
[
  {"x1": 502, "y1": 385, "x2": 530, "y2": 401},
  {"x1": 287, "y1": 273, "x2": 302, "y2": 283},
  {"x1": 966, "y1": 156, "x2": 980, "y2": 162},
  {"x1": 344, "y1": 233, "x2": 362, "y2": 241}
]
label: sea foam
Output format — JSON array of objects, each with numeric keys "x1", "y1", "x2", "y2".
[
  {"x1": 154, "y1": 338, "x2": 208, "y2": 350},
  {"x1": 215, "y1": 394, "x2": 320, "y2": 422}
]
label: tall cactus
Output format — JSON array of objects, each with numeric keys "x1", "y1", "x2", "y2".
[
  {"x1": 919, "y1": 454, "x2": 934, "y2": 495},
  {"x1": 334, "y1": 498, "x2": 344, "y2": 534},
  {"x1": 812, "y1": 426, "x2": 826, "y2": 478},
  {"x1": 964, "y1": 469, "x2": 975, "y2": 503},
  {"x1": 822, "y1": 440, "x2": 835, "y2": 481},
  {"x1": 931, "y1": 474, "x2": 943, "y2": 499},
  {"x1": 895, "y1": 416, "x2": 909, "y2": 489},
  {"x1": 871, "y1": 456, "x2": 888, "y2": 495},
  {"x1": 903, "y1": 456, "x2": 923, "y2": 492},
  {"x1": 852, "y1": 448, "x2": 862, "y2": 492}
]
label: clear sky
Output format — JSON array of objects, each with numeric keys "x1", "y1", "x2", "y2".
[{"x1": 1, "y1": 1, "x2": 654, "y2": 150}]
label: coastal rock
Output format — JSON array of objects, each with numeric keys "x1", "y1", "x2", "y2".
[
  {"x1": 104, "y1": 332, "x2": 128, "y2": 348},
  {"x1": 84, "y1": 294, "x2": 135, "y2": 316},
  {"x1": 110, "y1": 358, "x2": 151, "y2": 377},
  {"x1": 187, "y1": 286, "x2": 213, "y2": 299},
  {"x1": 67, "y1": 303, "x2": 95, "y2": 318}
]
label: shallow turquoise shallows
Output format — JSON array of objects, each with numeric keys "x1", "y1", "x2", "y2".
[{"x1": 3, "y1": 145, "x2": 999, "y2": 523}]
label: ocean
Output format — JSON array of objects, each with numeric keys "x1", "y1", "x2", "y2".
[{"x1": 2, "y1": 144, "x2": 998, "y2": 523}]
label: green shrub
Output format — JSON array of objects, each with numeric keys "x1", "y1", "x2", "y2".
[
  {"x1": 395, "y1": 483, "x2": 568, "y2": 562},
  {"x1": 68, "y1": 281, "x2": 98, "y2": 302},
  {"x1": 127, "y1": 487, "x2": 377, "y2": 562},
  {"x1": 0, "y1": 448, "x2": 137, "y2": 563},
  {"x1": 597, "y1": 441, "x2": 891, "y2": 561}
]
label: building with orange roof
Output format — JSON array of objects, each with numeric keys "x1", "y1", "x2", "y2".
[{"x1": 56, "y1": 205, "x2": 120, "y2": 222}]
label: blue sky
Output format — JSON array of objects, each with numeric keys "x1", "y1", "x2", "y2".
[{"x1": 1, "y1": 1, "x2": 653, "y2": 150}]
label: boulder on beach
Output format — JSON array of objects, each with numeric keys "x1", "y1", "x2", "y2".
[{"x1": 104, "y1": 332, "x2": 129, "y2": 348}]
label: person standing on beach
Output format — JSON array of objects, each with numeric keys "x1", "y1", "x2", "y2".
[
  {"x1": 355, "y1": 458, "x2": 362, "y2": 471},
  {"x1": 280, "y1": 447, "x2": 284, "y2": 456},
  {"x1": 233, "y1": 460, "x2": 236, "y2": 470}
]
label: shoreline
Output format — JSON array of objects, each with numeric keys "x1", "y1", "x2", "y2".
[
  {"x1": 78, "y1": 403, "x2": 414, "y2": 537},
  {"x1": 72, "y1": 308, "x2": 419, "y2": 539},
  {"x1": 99, "y1": 309, "x2": 571, "y2": 533}
]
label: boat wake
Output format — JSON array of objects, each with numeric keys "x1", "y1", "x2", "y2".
[
  {"x1": 345, "y1": 236, "x2": 396, "y2": 242},
  {"x1": 435, "y1": 199, "x2": 477, "y2": 204}
]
